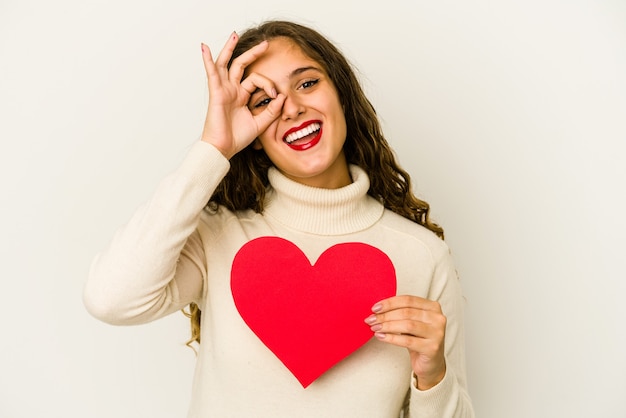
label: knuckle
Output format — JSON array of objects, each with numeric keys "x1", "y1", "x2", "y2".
[
  {"x1": 433, "y1": 312, "x2": 447, "y2": 328},
  {"x1": 401, "y1": 308, "x2": 413, "y2": 317},
  {"x1": 265, "y1": 104, "x2": 277, "y2": 116},
  {"x1": 399, "y1": 295, "x2": 413, "y2": 305},
  {"x1": 407, "y1": 322, "x2": 421, "y2": 335},
  {"x1": 429, "y1": 342, "x2": 441, "y2": 354}
]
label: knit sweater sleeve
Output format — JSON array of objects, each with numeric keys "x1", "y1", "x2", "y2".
[
  {"x1": 408, "y1": 243, "x2": 475, "y2": 418},
  {"x1": 83, "y1": 141, "x2": 230, "y2": 325}
]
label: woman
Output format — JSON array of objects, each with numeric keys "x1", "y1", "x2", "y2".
[{"x1": 84, "y1": 20, "x2": 474, "y2": 417}]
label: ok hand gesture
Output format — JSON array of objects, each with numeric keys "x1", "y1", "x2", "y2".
[{"x1": 200, "y1": 33, "x2": 285, "y2": 159}]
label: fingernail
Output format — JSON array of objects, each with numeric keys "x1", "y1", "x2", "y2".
[
  {"x1": 374, "y1": 332, "x2": 386, "y2": 339},
  {"x1": 370, "y1": 324, "x2": 382, "y2": 332},
  {"x1": 271, "y1": 88, "x2": 277, "y2": 98},
  {"x1": 201, "y1": 43, "x2": 205, "y2": 53},
  {"x1": 371, "y1": 303, "x2": 383, "y2": 313},
  {"x1": 364, "y1": 314, "x2": 377, "y2": 325}
]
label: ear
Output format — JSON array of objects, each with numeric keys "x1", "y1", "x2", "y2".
[{"x1": 252, "y1": 138, "x2": 263, "y2": 150}]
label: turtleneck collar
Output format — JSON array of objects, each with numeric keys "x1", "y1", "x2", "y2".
[{"x1": 263, "y1": 165, "x2": 384, "y2": 235}]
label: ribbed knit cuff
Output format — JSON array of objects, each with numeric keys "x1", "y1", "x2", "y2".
[
  {"x1": 409, "y1": 368, "x2": 458, "y2": 418},
  {"x1": 174, "y1": 141, "x2": 230, "y2": 203}
]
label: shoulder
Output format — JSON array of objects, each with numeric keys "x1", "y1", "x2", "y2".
[
  {"x1": 372, "y1": 209, "x2": 459, "y2": 300},
  {"x1": 379, "y1": 209, "x2": 451, "y2": 263},
  {"x1": 198, "y1": 205, "x2": 260, "y2": 239}
]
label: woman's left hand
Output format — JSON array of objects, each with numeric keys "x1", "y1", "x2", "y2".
[{"x1": 365, "y1": 295, "x2": 447, "y2": 390}]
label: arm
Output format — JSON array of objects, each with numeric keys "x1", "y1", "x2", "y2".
[
  {"x1": 84, "y1": 32, "x2": 287, "y2": 325},
  {"x1": 83, "y1": 142, "x2": 230, "y2": 325},
  {"x1": 368, "y1": 246, "x2": 474, "y2": 417},
  {"x1": 406, "y1": 247, "x2": 474, "y2": 417}
]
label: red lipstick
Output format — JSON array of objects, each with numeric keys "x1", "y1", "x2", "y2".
[{"x1": 282, "y1": 120, "x2": 322, "y2": 151}]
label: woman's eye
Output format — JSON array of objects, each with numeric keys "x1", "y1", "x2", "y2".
[
  {"x1": 300, "y1": 79, "x2": 319, "y2": 89},
  {"x1": 254, "y1": 97, "x2": 272, "y2": 108}
]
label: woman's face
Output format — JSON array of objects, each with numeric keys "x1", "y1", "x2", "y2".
[{"x1": 246, "y1": 37, "x2": 351, "y2": 189}]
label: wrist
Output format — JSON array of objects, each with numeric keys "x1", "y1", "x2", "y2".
[
  {"x1": 200, "y1": 137, "x2": 234, "y2": 160},
  {"x1": 413, "y1": 365, "x2": 446, "y2": 391}
]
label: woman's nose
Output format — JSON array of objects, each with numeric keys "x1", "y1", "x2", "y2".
[{"x1": 281, "y1": 95, "x2": 305, "y2": 120}]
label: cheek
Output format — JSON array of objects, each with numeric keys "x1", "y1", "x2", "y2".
[
  {"x1": 330, "y1": 102, "x2": 348, "y2": 136},
  {"x1": 324, "y1": 96, "x2": 346, "y2": 126}
]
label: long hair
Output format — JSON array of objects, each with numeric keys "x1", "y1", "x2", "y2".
[{"x1": 186, "y1": 20, "x2": 443, "y2": 348}]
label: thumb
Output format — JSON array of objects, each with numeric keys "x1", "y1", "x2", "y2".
[{"x1": 253, "y1": 94, "x2": 285, "y2": 134}]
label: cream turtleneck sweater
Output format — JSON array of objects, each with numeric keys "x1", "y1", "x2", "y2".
[{"x1": 84, "y1": 141, "x2": 474, "y2": 418}]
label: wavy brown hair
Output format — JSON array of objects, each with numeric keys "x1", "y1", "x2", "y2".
[{"x1": 185, "y1": 20, "x2": 443, "y2": 348}]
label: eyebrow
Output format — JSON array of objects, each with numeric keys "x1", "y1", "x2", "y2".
[
  {"x1": 289, "y1": 66, "x2": 322, "y2": 77},
  {"x1": 249, "y1": 66, "x2": 323, "y2": 97}
]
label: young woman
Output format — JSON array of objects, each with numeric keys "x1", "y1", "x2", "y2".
[{"x1": 84, "y1": 20, "x2": 474, "y2": 417}]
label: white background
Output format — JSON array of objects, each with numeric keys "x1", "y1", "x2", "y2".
[{"x1": 1, "y1": 0, "x2": 625, "y2": 417}]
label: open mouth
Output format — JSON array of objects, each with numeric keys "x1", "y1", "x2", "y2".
[{"x1": 283, "y1": 121, "x2": 322, "y2": 151}]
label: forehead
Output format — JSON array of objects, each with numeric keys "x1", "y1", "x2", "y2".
[{"x1": 245, "y1": 37, "x2": 322, "y2": 79}]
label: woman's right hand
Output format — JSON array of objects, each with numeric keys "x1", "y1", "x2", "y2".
[{"x1": 200, "y1": 32, "x2": 285, "y2": 159}]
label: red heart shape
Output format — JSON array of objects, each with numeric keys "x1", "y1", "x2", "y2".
[{"x1": 231, "y1": 236, "x2": 397, "y2": 388}]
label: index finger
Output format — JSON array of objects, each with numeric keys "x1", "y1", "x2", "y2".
[
  {"x1": 214, "y1": 31, "x2": 240, "y2": 70},
  {"x1": 371, "y1": 295, "x2": 441, "y2": 314},
  {"x1": 227, "y1": 40, "x2": 269, "y2": 83}
]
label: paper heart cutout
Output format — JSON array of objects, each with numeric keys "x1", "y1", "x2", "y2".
[{"x1": 231, "y1": 236, "x2": 396, "y2": 388}]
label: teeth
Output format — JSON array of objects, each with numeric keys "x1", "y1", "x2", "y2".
[{"x1": 285, "y1": 123, "x2": 321, "y2": 144}]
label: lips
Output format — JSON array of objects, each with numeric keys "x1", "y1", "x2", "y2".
[{"x1": 282, "y1": 120, "x2": 322, "y2": 151}]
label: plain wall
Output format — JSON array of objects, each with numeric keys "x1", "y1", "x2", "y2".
[{"x1": 1, "y1": 0, "x2": 624, "y2": 417}]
